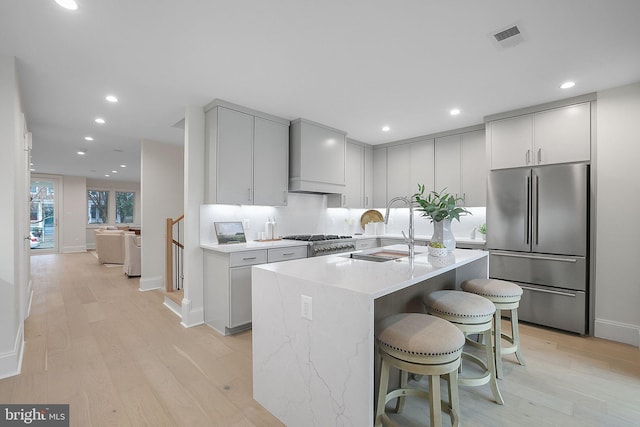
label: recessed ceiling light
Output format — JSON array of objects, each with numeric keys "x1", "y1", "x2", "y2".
[
  {"x1": 105, "y1": 174, "x2": 110, "y2": 177},
  {"x1": 95, "y1": 118, "x2": 105, "y2": 124},
  {"x1": 55, "y1": 0, "x2": 78, "y2": 10},
  {"x1": 450, "y1": 108, "x2": 461, "y2": 116},
  {"x1": 30, "y1": 168, "x2": 36, "y2": 172},
  {"x1": 120, "y1": 164, "x2": 126, "y2": 168},
  {"x1": 111, "y1": 170, "x2": 118, "y2": 173},
  {"x1": 560, "y1": 81, "x2": 575, "y2": 89},
  {"x1": 77, "y1": 150, "x2": 86, "y2": 155},
  {"x1": 105, "y1": 95, "x2": 118, "y2": 103},
  {"x1": 382, "y1": 126, "x2": 391, "y2": 132},
  {"x1": 84, "y1": 136, "x2": 94, "y2": 141}
]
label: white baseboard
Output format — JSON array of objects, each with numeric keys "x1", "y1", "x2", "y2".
[
  {"x1": 181, "y1": 298, "x2": 204, "y2": 328},
  {"x1": 139, "y1": 275, "x2": 163, "y2": 291},
  {"x1": 163, "y1": 297, "x2": 182, "y2": 318},
  {"x1": 63, "y1": 245, "x2": 87, "y2": 253},
  {"x1": 0, "y1": 323, "x2": 24, "y2": 380},
  {"x1": 594, "y1": 318, "x2": 640, "y2": 348}
]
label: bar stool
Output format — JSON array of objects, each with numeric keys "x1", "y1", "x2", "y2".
[
  {"x1": 462, "y1": 278, "x2": 526, "y2": 379},
  {"x1": 375, "y1": 313, "x2": 465, "y2": 427},
  {"x1": 424, "y1": 290, "x2": 504, "y2": 405}
]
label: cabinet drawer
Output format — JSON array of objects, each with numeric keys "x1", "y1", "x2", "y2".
[
  {"x1": 230, "y1": 250, "x2": 267, "y2": 267},
  {"x1": 268, "y1": 246, "x2": 308, "y2": 263}
]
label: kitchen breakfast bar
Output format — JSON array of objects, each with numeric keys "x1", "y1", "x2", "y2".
[{"x1": 251, "y1": 245, "x2": 488, "y2": 426}]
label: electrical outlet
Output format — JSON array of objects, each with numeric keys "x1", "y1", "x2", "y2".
[
  {"x1": 301, "y1": 295, "x2": 312, "y2": 320},
  {"x1": 242, "y1": 219, "x2": 250, "y2": 229}
]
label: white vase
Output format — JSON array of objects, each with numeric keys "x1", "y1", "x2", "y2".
[{"x1": 431, "y1": 218, "x2": 455, "y2": 252}]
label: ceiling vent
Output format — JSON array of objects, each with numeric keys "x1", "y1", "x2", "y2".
[
  {"x1": 493, "y1": 25, "x2": 520, "y2": 42},
  {"x1": 489, "y1": 23, "x2": 524, "y2": 49}
]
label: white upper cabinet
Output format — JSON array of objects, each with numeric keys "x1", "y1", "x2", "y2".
[
  {"x1": 364, "y1": 145, "x2": 373, "y2": 209},
  {"x1": 372, "y1": 148, "x2": 388, "y2": 208},
  {"x1": 461, "y1": 130, "x2": 487, "y2": 206},
  {"x1": 289, "y1": 119, "x2": 346, "y2": 194},
  {"x1": 435, "y1": 130, "x2": 486, "y2": 206},
  {"x1": 373, "y1": 139, "x2": 434, "y2": 207},
  {"x1": 205, "y1": 102, "x2": 290, "y2": 206},
  {"x1": 435, "y1": 135, "x2": 461, "y2": 196},
  {"x1": 488, "y1": 102, "x2": 591, "y2": 170},
  {"x1": 328, "y1": 141, "x2": 365, "y2": 208},
  {"x1": 533, "y1": 103, "x2": 591, "y2": 165},
  {"x1": 253, "y1": 117, "x2": 290, "y2": 206}
]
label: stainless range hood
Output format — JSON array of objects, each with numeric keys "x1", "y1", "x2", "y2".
[{"x1": 288, "y1": 118, "x2": 347, "y2": 194}]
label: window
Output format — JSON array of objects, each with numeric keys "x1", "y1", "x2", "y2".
[
  {"x1": 115, "y1": 191, "x2": 135, "y2": 224},
  {"x1": 88, "y1": 190, "x2": 109, "y2": 224}
]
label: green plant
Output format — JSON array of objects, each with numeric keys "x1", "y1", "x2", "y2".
[
  {"x1": 413, "y1": 184, "x2": 471, "y2": 223},
  {"x1": 428, "y1": 241, "x2": 445, "y2": 248},
  {"x1": 478, "y1": 223, "x2": 487, "y2": 234}
]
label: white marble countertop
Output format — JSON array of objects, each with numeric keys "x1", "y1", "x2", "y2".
[
  {"x1": 254, "y1": 244, "x2": 487, "y2": 299},
  {"x1": 201, "y1": 234, "x2": 485, "y2": 253},
  {"x1": 200, "y1": 239, "x2": 309, "y2": 253}
]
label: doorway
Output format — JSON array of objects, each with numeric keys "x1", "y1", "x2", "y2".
[{"x1": 30, "y1": 177, "x2": 59, "y2": 252}]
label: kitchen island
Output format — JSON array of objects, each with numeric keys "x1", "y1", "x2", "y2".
[{"x1": 251, "y1": 245, "x2": 488, "y2": 426}]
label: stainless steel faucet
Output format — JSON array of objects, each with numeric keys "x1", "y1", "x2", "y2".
[{"x1": 384, "y1": 196, "x2": 416, "y2": 258}]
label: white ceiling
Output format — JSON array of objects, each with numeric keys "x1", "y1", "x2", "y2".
[{"x1": 1, "y1": 0, "x2": 639, "y2": 183}]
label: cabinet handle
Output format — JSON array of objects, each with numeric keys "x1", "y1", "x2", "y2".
[
  {"x1": 537, "y1": 148, "x2": 542, "y2": 164},
  {"x1": 242, "y1": 256, "x2": 257, "y2": 261},
  {"x1": 282, "y1": 252, "x2": 295, "y2": 256},
  {"x1": 283, "y1": 190, "x2": 288, "y2": 204},
  {"x1": 343, "y1": 195, "x2": 346, "y2": 206},
  {"x1": 526, "y1": 149, "x2": 531, "y2": 165},
  {"x1": 365, "y1": 196, "x2": 369, "y2": 206},
  {"x1": 248, "y1": 188, "x2": 251, "y2": 201},
  {"x1": 519, "y1": 285, "x2": 577, "y2": 297}
]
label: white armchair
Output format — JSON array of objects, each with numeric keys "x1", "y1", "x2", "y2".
[
  {"x1": 123, "y1": 233, "x2": 141, "y2": 277},
  {"x1": 94, "y1": 230, "x2": 126, "y2": 264}
]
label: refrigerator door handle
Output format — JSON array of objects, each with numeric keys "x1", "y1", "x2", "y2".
[
  {"x1": 534, "y1": 174, "x2": 540, "y2": 245},
  {"x1": 491, "y1": 251, "x2": 578, "y2": 263},
  {"x1": 525, "y1": 176, "x2": 530, "y2": 244},
  {"x1": 519, "y1": 285, "x2": 577, "y2": 298}
]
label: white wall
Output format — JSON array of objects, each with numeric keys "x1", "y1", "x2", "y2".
[
  {"x1": 595, "y1": 81, "x2": 640, "y2": 347},
  {"x1": 140, "y1": 140, "x2": 184, "y2": 291},
  {"x1": 60, "y1": 175, "x2": 87, "y2": 253},
  {"x1": 0, "y1": 55, "x2": 27, "y2": 379}
]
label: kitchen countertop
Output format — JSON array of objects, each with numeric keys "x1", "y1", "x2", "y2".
[
  {"x1": 201, "y1": 234, "x2": 485, "y2": 253},
  {"x1": 254, "y1": 244, "x2": 486, "y2": 298}
]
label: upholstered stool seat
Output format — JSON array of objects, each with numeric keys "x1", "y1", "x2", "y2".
[
  {"x1": 462, "y1": 278, "x2": 526, "y2": 378},
  {"x1": 375, "y1": 313, "x2": 465, "y2": 427},
  {"x1": 424, "y1": 290, "x2": 504, "y2": 405}
]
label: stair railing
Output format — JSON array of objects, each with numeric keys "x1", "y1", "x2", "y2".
[{"x1": 165, "y1": 214, "x2": 184, "y2": 293}]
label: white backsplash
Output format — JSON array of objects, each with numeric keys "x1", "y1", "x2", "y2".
[{"x1": 200, "y1": 193, "x2": 486, "y2": 245}]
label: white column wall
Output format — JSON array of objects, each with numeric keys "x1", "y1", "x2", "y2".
[
  {"x1": 140, "y1": 140, "x2": 184, "y2": 291},
  {"x1": 0, "y1": 55, "x2": 26, "y2": 379},
  {"x1": 61, "y1": 175, "x2": 87, "y2": 253},
  {"x1": 595, "y1": 81, "x2": 640, "y2": 347},
  {"x1": 181, "y1": 106, "x2": 205, "y2": 326}
]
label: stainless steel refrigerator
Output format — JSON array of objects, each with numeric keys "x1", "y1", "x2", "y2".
[{"x1": 487, "y1": 163, "x2": 589, "y2": 334}]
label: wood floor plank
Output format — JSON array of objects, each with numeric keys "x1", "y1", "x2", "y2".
[{"x1": 5, "y1": 252, "x2": 638, "y2": 427}]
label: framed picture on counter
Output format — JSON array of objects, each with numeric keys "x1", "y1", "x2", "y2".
[{"x1": 214, "y1": 221, "x2": 247, "y2": 244}]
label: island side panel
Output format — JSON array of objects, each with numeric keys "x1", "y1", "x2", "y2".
[{"x1": 252, "y1": 266, "x2": 375, "y2": 427}]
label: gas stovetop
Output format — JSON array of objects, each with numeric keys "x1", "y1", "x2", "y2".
[
  {"x1": 282, "y1": 234, "x2": 356, "y2": 256},
  {"x1": 282, "y1": 234, "x2": 353, "y2": 242}
]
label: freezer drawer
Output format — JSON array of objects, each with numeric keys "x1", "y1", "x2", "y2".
[
  {"x1": 489, "y1": 251, "x2": 587, "y2": 292},
  {"x1": 511, "y1": 282, "x2": 587, "y2": 335}
]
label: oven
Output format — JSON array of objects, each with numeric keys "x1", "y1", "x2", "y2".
[{"x1": 282, "y1": 234, "x2": 356, "y2": 257}]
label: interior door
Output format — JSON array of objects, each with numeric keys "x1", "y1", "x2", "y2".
[
  {"x1": 487, "y1": 168, "x2": 531, "y2": 252},
  {"x1": 30, "y1": 176, "x2": 59, "y2": 253}
]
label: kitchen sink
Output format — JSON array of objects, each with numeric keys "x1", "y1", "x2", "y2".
[{"x1": 345, "y1": 250, "x2": 409, "y2": 262}]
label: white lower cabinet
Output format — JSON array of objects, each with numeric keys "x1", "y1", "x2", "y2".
[{"x1": 204, "y1": 246, "x2": 306, "y2": 335}]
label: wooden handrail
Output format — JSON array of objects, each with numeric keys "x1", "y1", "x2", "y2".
[{"x1": 166, "y1": 214, "x2": 184, "y2": 293}]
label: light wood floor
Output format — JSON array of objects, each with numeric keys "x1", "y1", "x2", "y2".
[{"x1": 2, "y1": 252, "x2": 639, "y2": 426}]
